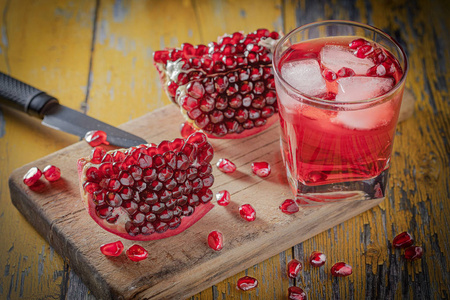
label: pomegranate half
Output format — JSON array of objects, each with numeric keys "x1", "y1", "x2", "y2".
[
  {"x1": 153, "y1": 29, "x2": 281, "y2": 138},
  {"x1": 77, "y1": 132, "x2": 214, "y2": 241}
]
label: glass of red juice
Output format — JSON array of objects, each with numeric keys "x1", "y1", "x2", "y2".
[{"x1": 272, "y1": 20, "x2": 408, "y2": 205}]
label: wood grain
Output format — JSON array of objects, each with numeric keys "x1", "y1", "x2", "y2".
[
  {"x1": 0, "y1": 0, "x2": 448, "y2": 299},
  {"x1": 9, "y1": 104, "x2": 383, "y2": 299}
]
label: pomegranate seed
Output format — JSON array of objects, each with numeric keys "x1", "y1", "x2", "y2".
[
  {"x1": 251, "y1": 161, "x2": 271, "y2": 177},
  {"x1": 322, "y1": 69, "x2": 337, "y2": 81},
  {"x1": 392, "y1": 231, "x2": 414, "y2": 248},
  {"x1": 337, "y1": 67, "x2": 355, "y2": 77},
  {"x1": 239, "y1": 204, "x2": 256, "y2": 222},
  {"x1": 404, "y1": 246, "x2": 423, "y2": 261},
  {"x1": 42, "y1": 165, "x2": 61, "y2": 182},
  {"x1": 23, "y1": 167, "x2": 42, "y2": 186},
  {"x1": 236, "y1": 276, "x2": 258, "y2": 291},
  {"x1": 126, "y1": 244, "x2": 148, "y2": 262},
  {"x1": 309, "y1": 251, "x2": 326, "y2": 267},
  {"x1": 216, "y1": 190, "x2": 231, "y2": 206},
  {"x1": 84, "y1": 130, "x2": 109, "y2": 147},
  {"x1": 207, "y1": 230, "x2": 224, "y2": 251},
  {"x1": 100, "y1": 241, "x2": 124, "y2": 257},
  {"x1": 153, "y1": 50, "x2": 170, "y2": 63},
  {"x1": 216, "y1": 158, "x2": 237, "y2": 173},
  {"x1": 288, "y1": 286, "x2": 307, "y2": 300},
  {"x1": 279, "y1": 199, "x2": 299, "y2": 215},
  {"x1": 354, "y1": 45, "x2": 373, "y2": 58},
  {"x1": 287, "y1": 259, "x2": 303, "y2": 278},
  {"x1": 349, "y1": 38, "x2": 370, "y2": 49},
  {"x1": 330, "y1": 262, "x2": 352, "y2": 277}
]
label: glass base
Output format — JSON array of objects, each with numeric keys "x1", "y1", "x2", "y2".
[{"x1": 286, "y1": 167, "x2": 389, "y2": 206}]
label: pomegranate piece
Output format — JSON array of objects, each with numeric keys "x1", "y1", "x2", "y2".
[
  {"x1": 216, "y1": 190, "x2": 231, "y2": 206},
  {"x1": 126, "y1": 244, "x2": 148, "y2": 262},
  {"x1": 392, "y1": 231, "x2": 414, "y2": 248},
  {"x1": 77, "y1": 132, "x2": 215, "y2": 241},
  {"x1": 288, "y1": 286, "x2": 307, "y2": 300},
  {"x1": 251, "y1": 161, "x2": 271, "y2": 177},
  {"x1": 207, "y1": 230, "x2": 224, "y2": 251},
  {"x1": 309, "y1": 251, "x2": 326, "y2": 267},
  {"x1": 84, "y1": 130, "x2": 110, "y2": 147},
  {"x1": 216, "y1": 158, "x2": 237, "y2": 173},
  {"x1": 236, "y1": 276, "x2": 258, "y2": 291},
  {"x1": 239, "y1": 204, "x2": 256, "y2": 221},
  {"x1": 43, "y1": 165, "x2": 61, "y2": 182},
  {"x1": 287, "y1": 259, "x2": 303, "y2": 278},
  {"x1": 404, "y1": 246, "x2": 423, "y2": 261},
  {"x1": 279, "y1": 199, "x2": 299, "y2": 214},
  {"x1": 100, "y1": 241, "x2": 124, "y2": 257},
  {"x1": 23, "y1": 167, "x2": 42, "y2": 186},
  {"x1": 153, "y1": 29, "x2": 281, "y2": 139},
  {"x1": 330, "y1": 262, "x2": 352, "y2": 277}
]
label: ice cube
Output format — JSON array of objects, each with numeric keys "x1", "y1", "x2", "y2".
[
  {"x1": 281, "y1": 59, "x2": 327, "y2": 97},
  {"x1": 336, "y1": 76, "x2": 395, "y2": 102},
  {"x1": 320, "y1": 45, "x2": 375, "y2": 75},
  {"x1": 333, "y1": 76, "x2": 395, "y2": 130}
]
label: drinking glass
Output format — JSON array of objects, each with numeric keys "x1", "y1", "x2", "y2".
[{"x1": 272, "y1": 20, "x2": 408, "y2": 205}]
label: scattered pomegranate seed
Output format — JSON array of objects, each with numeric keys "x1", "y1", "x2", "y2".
[
  {"x1": 180, "y1": 121, "x2": 197, "y2": 138},
  {"x1": 236, "y1": 276, "x2": 258, "y2": 291},
  {"x1": 309, "y1": 251, "x2": 326, "y2": 267},
  {"x1": 251, "y1": 161, "x2": 271, "y2": 177},
  {"x1": 337, "y1": 67, "x2": 355, "y2": 77},
  {"x1": 404, "y1": 246, "x2": 423, "y2": 261},
  {"x1": 287, "y1": 259, "x2": 303, "y2": 278},
  {"x1": 279, "y1": 199, "x2": 299, "y2": 215},
  {"x1": 126, "y1": 244, "x2": 148, "y2": 262},
  {"x1": 288, "y1": 286, "x2": 307, "y2": 300},
  {"x1": 322, "y1": 69, "x2": 337, "y2": 81},
  {"x1": 349, "y1": 38, "x2": 370, "y2": 49},
  {"x1": 42, "y1": 165, "x2": 61, "y2": 182},
  {"x1": 100, "y1": 241, "x2": 124, "y2": 257},
  {"x1": 239, "y1": 204, "x2": 256, "y2": 222},
  {"x1": 330, "y1": 262, "x2": 352, "y2": 277},
  {"x1": 23, "y1": 167, "x2": 42, "y2": 186},
  {"x1": 207, "y1": 230, "x2": 224, "y2": 251},
  {"x1": 216, "y1": 158, "x2": 237, "y2": 173},
  {"x1": 392, "y1": 231, "x2": 414, "y2": 248},
  {"x1": 354, "y1": 45, "x2": 373, "y2": 58},
  {"x1": 84, "y1": 130, "x2": 110, "y2": 147},
  {"x1": 216, "y1": 190, "x2": 231, "y2": 206}
]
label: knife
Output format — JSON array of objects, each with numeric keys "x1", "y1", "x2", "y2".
[{"x1": 0, "y1": 72, "x2": 147, "y2": 148}]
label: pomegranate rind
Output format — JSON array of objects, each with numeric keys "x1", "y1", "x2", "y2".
[{"x1": 77, "y1": 135, "x2": 215, "y2": 241}]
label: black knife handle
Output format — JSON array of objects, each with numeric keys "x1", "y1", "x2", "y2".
[{"x1": 0, "y1": 72, "x2": 59, "y2": 118}]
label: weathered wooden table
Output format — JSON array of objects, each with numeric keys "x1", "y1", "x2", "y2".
[{"x1": 0, "y1": 0, "x2": 448, "y2": 299}]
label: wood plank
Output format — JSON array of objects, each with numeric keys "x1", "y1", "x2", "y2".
[
  {"x1": 9, "y1": 104, "x2": 383, "y2": 299},
  {"x1": 0, "y1": 0, "x2": 95, "y2": 299}
]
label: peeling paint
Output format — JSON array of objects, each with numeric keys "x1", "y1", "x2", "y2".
[
  {"x1": 98, "y1": 20, "x2": 108, "y2": 45},
  {"x1": 113, "y1": 0, "x2": 129, "y2": 23},
  {"x1": 0, "y1": 108, "x2": 5, "y2": 138},
  {"x1": 1, "y1": 25, "x2": 8, "y2": 47}
]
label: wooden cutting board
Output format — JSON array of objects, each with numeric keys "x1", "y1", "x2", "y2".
[{"x1": 9, "y1": 104, "x2": 385, "y2": 300}]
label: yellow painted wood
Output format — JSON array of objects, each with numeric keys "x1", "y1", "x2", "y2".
[
  {"x1": 0, "y1": 0, "x2": 448, "y2": 299},
  {"x1": 0, "y1": 0, "x2": 95, "y2": 299}
]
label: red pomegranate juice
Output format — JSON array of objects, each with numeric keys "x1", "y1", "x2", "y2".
[{"x1": 275, "y1": 36, "x2": 405, "y2": 202}]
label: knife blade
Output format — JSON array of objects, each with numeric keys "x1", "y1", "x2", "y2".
[{"x1": 0, "y1": 72, "x2": 147, "y2": 148}]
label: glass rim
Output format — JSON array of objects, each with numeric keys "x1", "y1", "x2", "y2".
[{"x1": 273, "y1": 20, "x2": 409, "y2": 107}]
